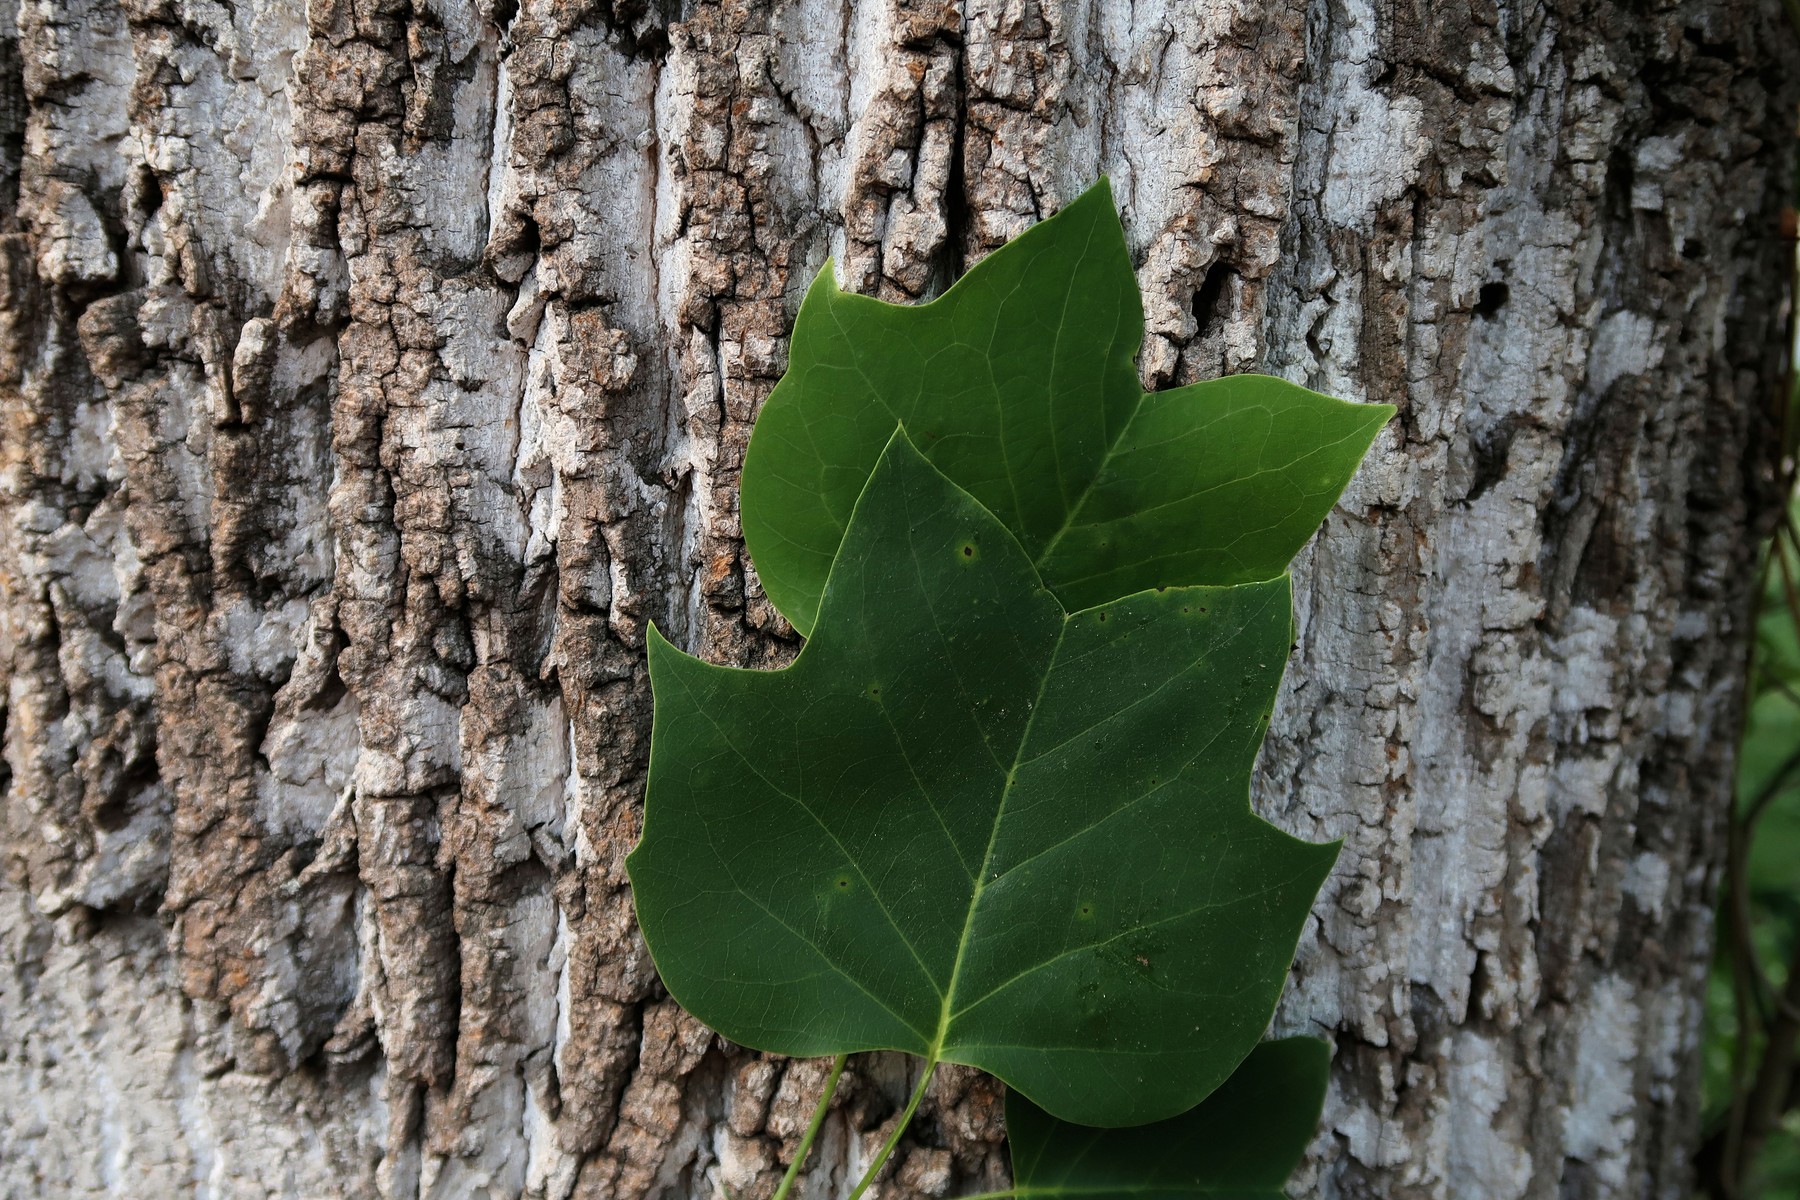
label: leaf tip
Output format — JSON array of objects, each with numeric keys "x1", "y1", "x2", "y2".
[
  {"x1": 808, "y1": 256, "x2": 845, "y2": 299},
  {"x1": 645, "y1": 621, "x2": 698, "y2": 680}
]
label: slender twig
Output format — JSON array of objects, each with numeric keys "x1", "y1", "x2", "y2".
[
  {"x1": 1775, "y1": 529, "x2": 1800, "y2": 638},
  {"x1": 1724, "y1": 802, "x2": 1760, "y2": 1199},
  {"x1": 1739, "y1": 744, "x2": 1800, "y2": 1029},
  {"x1": 1752, "y1": 667, "x2": 1800, "y2": 713},
  {"x1": 1746, "y1": 743, "x2": 1800, "y2": 834},
  {"x1": 845, "y1": 1059, "x2": 938, "y2": 1200},
  {"x1": 770, "y1": 1055, "x2": 850, "y2": 1200},
  {"x1": 1730, "y1": 932, "x2": 1800, "y2": 1193},
  {"x1": 1718, "y1": 554, "x2": 1800, "y2": 1194}
]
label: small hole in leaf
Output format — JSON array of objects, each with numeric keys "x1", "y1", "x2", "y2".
[
  {"x1": 1078, "y1": 903, "x2": 1093, "y2": 918},
  {"x1": 835, "y1": 876, "x2": 851, "y2": 890},
  {"x1": 960, "y1": 543, "x2": 977, "y2": 559},
  {"x1": 1098, "y1": 612, "x2": 1108, "y2": 623}
]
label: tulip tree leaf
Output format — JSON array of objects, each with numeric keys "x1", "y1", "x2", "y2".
[
  {"x1": 741, "y1": 179, "x2": 1394, "y2": 636},
  {"x1": 627, "y1": 433, "x2": 1338, "y2": 1128},
  {"x1": 1005, "y1": 1038, "x2": 1331, "y2": 1198}
]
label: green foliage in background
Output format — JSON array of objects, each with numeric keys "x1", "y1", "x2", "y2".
[
  {"x1": 628, "y1": 182, "x2": 1389, "y2": 1198},
  {"x1": 1703, "y1": 496, "x2": 1800, "y2": 1198}
]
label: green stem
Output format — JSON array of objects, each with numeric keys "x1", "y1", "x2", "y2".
[
  {"x1": 846, "y1": 1058, "x2": 938, "y2": 1200},
  {"x1": 770, "y1": 1054, "x2": 849, "y2": 1200}
]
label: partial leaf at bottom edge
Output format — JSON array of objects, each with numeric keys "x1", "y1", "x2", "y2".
[{"x1": 1005, "y1": 1038, "x2": 1331, "y2": 1199}]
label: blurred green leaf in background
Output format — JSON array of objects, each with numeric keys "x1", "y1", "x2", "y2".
[{"x1": 1698, "y1": 266, "x2": 1800, "y2": 1194}]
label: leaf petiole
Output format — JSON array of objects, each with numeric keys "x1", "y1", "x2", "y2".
[
  {"x1": 771, "y1": 1054, "x2": 850, "y2": 1200},
  {"x1": 845, "y1": 1058, "x2": 938, "y2": 1200}
]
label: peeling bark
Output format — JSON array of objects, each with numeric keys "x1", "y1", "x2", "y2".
[{"x1": 0, "y1": 1, "x2": 1792, "y2": 1198}]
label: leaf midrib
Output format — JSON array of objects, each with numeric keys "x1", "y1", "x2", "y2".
[
  {"x1": 928, "y1": 576, "x2": 1279, "y2": 1041},
  {"x1": 905, "y1": 500, "x2": 1280, "y2": 1062},
  {"x1": 930, "y1": 615, "x2": 1072, "y2": 1061}
]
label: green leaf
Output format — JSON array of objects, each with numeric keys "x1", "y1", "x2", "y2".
[
  {"x1": 741, "y1": 179, "x2": 1394, "y2": 636},
  {"x1": 1004, "y1": 1038, "x2": 1330, "y2": 1199},
  {"x1": 627, "y1": 433, "x2": 1338, "y2": 1127}
]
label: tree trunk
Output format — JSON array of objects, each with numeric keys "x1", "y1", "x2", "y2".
[{"x1": 0, "y1": 0, "x2": 1791, "y2": 1197}]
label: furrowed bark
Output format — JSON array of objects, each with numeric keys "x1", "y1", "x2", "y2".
[{"x1": 0, "y1": 1, "x2": 1791, "y2": 1198}]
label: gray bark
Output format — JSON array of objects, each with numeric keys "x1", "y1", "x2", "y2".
[{"x1": 0, "y1": 0, "x2": 1791, "y2": 1198}]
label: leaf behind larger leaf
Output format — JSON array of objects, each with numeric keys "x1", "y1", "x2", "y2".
[
  {"x1": 741, "y1": 180, "x2": 1393, "y2": 635},
  {"x1": 1006, "y1": 1037, "x2": 1331, "y2": 1198}
]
